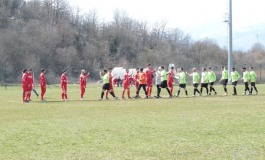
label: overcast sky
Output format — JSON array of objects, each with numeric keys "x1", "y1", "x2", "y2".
[{"x1": 69, "y1": 0, "x2": 265, "y2": 50}]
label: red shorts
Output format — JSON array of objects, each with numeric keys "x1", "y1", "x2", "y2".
[
  {"x1": 146, "y1": 82, "x2": 152, "y2": 87},
  {"x1": 168, "y1": 81, "x2": 173, "y2": 88},
  {"x1": 110, "y1": 84, "x2": 113, "y2": 90},
  {"x1": 61, "y1": 85, "x2": 67, "y2": 93}
]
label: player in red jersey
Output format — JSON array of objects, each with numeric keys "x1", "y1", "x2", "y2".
[
  {"x1": 39, "y1": 68, "x2": 47, "y2": 101},
  {"x1": 61, "y1": 70, "x2": 68, "y2": 101},
  {"x1": 167, "y1": 66, "x2": 175, "y2": 95},
  {"x1": 26, "y1": 69, "x2": 34, "y2": 101},
  {"x1": 21, "y1": 69, "x2": 28, "y2": 102},
  {"x1": 134, "y1": 68, "x2": 140, "y2": 90},
  {"x1": 145, "y1": 64, "x2": 156, "y2": 97},
  {"x1": 122, "y1": 68, "x2": 131, "y2": 99},
  {"x1": 106, "y1": 67, "x2": 116, "y2": 99},
  {"x1": 80, "y1": 69, "x2": 90, "y2": 100}
]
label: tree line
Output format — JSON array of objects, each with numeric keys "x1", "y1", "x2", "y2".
[{"x1": 1, "y1": 0, "x2": 265, "y2": 84}]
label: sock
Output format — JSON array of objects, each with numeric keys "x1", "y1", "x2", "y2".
[
  {"x1": 106, "y1": 91, "x2": 109, "y2": 98},
  {"x1": 233, "y1": 87, "x2": 237, "y2": 94},
  {"x1": 158, "y1": 88, "x2": 161, "y2": 96},
  {"x1": 122, "y1": 90, "x2": 125, "y2": 97},
  {"x1": 65, "y1": 94, "x2": 68, "y2": 99},
  {"x1": 210, "y1": 87, "x2": 212, "y2": 93},
  {"x1": 166, "y1": 88, "x2": 171, "y2": 96},
  {"x1": 127, "y1": 90, "x2": 130, "y2": 97},
  {"x1": 250, "y1": 87, "x2": 253, "y2": 94},
  {"x1": 185, "y1": 90, "x2": 188, "y2": 96},
  {"x1": 200, "y1": 88, "x2": 203, "y2": 94},
  {"x1": 193, "y1": 89, "x2": 196, "y2": 95},
  {"x1": 224, "y1": 87, "x2": 227, "y2": 93},
  {"x1": 170, "y1": 88, "x2": 173, "y2": 95},
  {"x1": 177, "y1": 90, "x2": 180, "y2": 96},
  {"x1": 196, "y1": 89, "x2": 200, "y2": 93},
  {"x1": 254, "y1": 87, "x2": 258, "y2": 92},
  {"x1": 101, "y1": 92, "x2": 104, "y2": 99},
  {"x1": 110, "y1": 91, "x2": 115, "y2": 97},
  {"x1": 206, "y1": 88, "x2": 208, "y2": 94},
  {"x1": 62, "y1": 93, "x2": 64, "y2": 99}
]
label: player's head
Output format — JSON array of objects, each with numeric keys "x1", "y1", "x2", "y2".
[
  {"x1": 171, "y1": 66, "x2": 174, "y2": 70},
  {"x1": 140, "y1": 68, "x2": 144, "y2": 72},
  {"x1": 41, "y1": 68, "x2": 45, "y2": 73},
  {"x1": 161, "y1": 66, "x2": 164, "y2": 70},
  {"x1": 126, "y1": 68, "x2": 129, "y2": 73},
  {"x1": 202, "y1": 67, "x2": 206, "y2": 72},
  {"x1": 23, "y1": 69, "x2": 27, "y2": 73},
  {"x1": 232, "y1": 67, "x2": 235, "y2": 71},
  {"x1": 147, "y1": 63, "x2": 151, "y2": 69},
  {"x1": 62, "y1": 69, "x2": 67, "y2": 74},
  {"x1": 108, "y1": 67, "x2": 112, "y2": 72},
  {"x1": 208, "y1": 67, "x2": 212, "y2": 70},
  {"x1": 136, "y1": 68, "x2": 139, "y2": 72},
  {"x1": 28, "y1": 69, "x2": 32, "y2": 73},
  {"x1": 242, "y1": 67, "x2": 246, "y2": 71},
  {"x1": 249, "y1": 66, "x2": 253, "y2": 70},
  {"x1": 193, "y1": 68, "x2": 196, "y2": 72},
  {"x1": 103, "y1": 69, "x2": 107, "y2": 74},
  {"x1": 179, "y1": 67, "x2": 183, "y2": 71},
  {"x1": 221, "y1": 66, "x2": 225, "y2": 70},
  {"x1": 81, "y1": 69, "x2": 85, "y2": 73}
]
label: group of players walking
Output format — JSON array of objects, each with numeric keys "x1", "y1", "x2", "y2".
[{"x1": 21, "y1": 64, "x2": 258, "y2": 102}]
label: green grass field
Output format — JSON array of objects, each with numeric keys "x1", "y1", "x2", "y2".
[{"x1": 0, "y1": 84, "x2": 265, "y2": 159}]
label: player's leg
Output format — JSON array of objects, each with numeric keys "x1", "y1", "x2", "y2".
[{"x1": 143, "y1": 85, "x2": 148, "y2": 98}]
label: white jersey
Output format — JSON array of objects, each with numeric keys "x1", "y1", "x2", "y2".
[{"x1": 155, "y1": 71, "x2": 161, "y2": 85}]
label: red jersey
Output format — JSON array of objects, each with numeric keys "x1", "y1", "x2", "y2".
[
  {"x1": 109, "y1": 73, "x2": 113, "y2": 86},
  {"x1": 61, "y1": 73, "x2": 67, "y2": 86},
  {"x1": 145, "y1": 68, "x2": 154, "y2": 83},
  {"x1": 40, "y1": 73, "x2": 46, "y2": 87},
  {"x1": 27, "y1": 73, "x2": 33, "y2": 86},
  {"x1": 80, "y1": 73, "x2": 89, "y2": 87},
  {"x1": 123, "y1": 73, "x2": 130, "y2": 86},
  {"x1": 22, "y1": 73, "x2": 28, "y2": 87},
  {"x1": 134, "y1": 73, "x2": 140, "y2": 82},
  {"x1": 168, "y1": 70, "x2": 174, "y2": 83}
]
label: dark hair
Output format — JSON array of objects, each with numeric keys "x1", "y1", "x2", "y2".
[
  {"x1": 136, "y1": 68, "x2": 139, "y2": 70},
  {"x1": 232, "y1": 67, "x2": 235, "y2": 70},
  {"x1": 242, "y1": 67, "x2": 246, "y2": 70},
  {"x1": 104, "y1": 69, "x2": 107, "y2": 73},
  {"x1": 171, "y1": 66, "x2": 174, "y2": 69},
  {"x1": 140, "y1": 68, "x2": 144, "y2": 72},
  {"x1": 221, "y1": 66, "x2": 224, "y2": 69},
  {"x1": 29, "y1": 68, "x2": 32, "y2": 71},
  {"x1": 250, "y1": 66, "x2": 253, "y2": 69},
  {"x1": 161, "y1": 66, "x2": 164, "y2": 69},
  {"x1": 62, "y1": 69, "x2": 66, "y2": 73},
  {"x1": 203, "y1": 68, "x2": 206, "y2": 71},
  {"x1": 23, "y1": 69, "x2": 27, "y2": 73},
  {"x1": 208, "y1": 67, "x2": 212, "y2": 69},
  {"x1": 41, "y1": 68, "x2": 45, "y2": 72},
  {"x1": 108, "y1": 67, "x2": 112, "y2": 70},
  {"x1": 180, "y1": 67, "x2": 183, "y2": 71},
  {"x1": 147, "y1": 63, "x2": 151, "y2": 66}
]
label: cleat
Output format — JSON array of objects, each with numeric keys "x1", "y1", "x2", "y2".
[
  {"x1": 80, "y1": 98, "x2": 84, "y2": 101},
  {"x1": 154, "y1": 96, "x2": 159, "y2": 98},
  {"x1": 99, "y1": 98, "x2": 103, "y2": 101},
  {"x1": 122, "y1": 97, "x2": 126, "y2": 99},
  {"x1": 205, "y1": 94, "x2": 208, "y2": 96},
  {"x1": 192, "y1": 95, "x2": 195, "y2": 97},
  {"x1": 209, "y1": 93, "x2": 211, "y2": 96},
  {"x1": 169, "y1": 95, "x2": 173, "y2": 98},
  {"x1": 144, "y1": 96, "x2": 148, "y2": 99},
  {"x1": 106, "y1": 97, "x2": 109, "y2": 100},
  {"x1": 114, "y1": 97, "x2": 119, "y2": 100},
  {"x1": 232, "y1": 94, "x2": 237, "y2": 96},
  {"x1": 224, "y1": 93, "x2": 228, "y2": 96},
  {"x1": 214, "y1": 92, "x2": 217, "y2": 95},
  {"x1": 255, "y1": 92, "x2": 258, "y2": 95}
]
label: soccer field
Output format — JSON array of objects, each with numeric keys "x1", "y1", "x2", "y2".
[{"x1": 0, "y1": 84, "x2": 265, "y2": 159}]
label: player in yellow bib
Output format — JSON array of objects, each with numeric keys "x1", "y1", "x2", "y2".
[
  {"x1": 241, "y1": 67, "x2": 250, "y2": 95},
  {"x1": 249, "y1": 66, "x2": 258, "y2": 95}
]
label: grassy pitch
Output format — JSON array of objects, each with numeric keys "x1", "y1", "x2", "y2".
[{"x1": 0, "y1": 84, "x2": 265, "y2": 159}]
